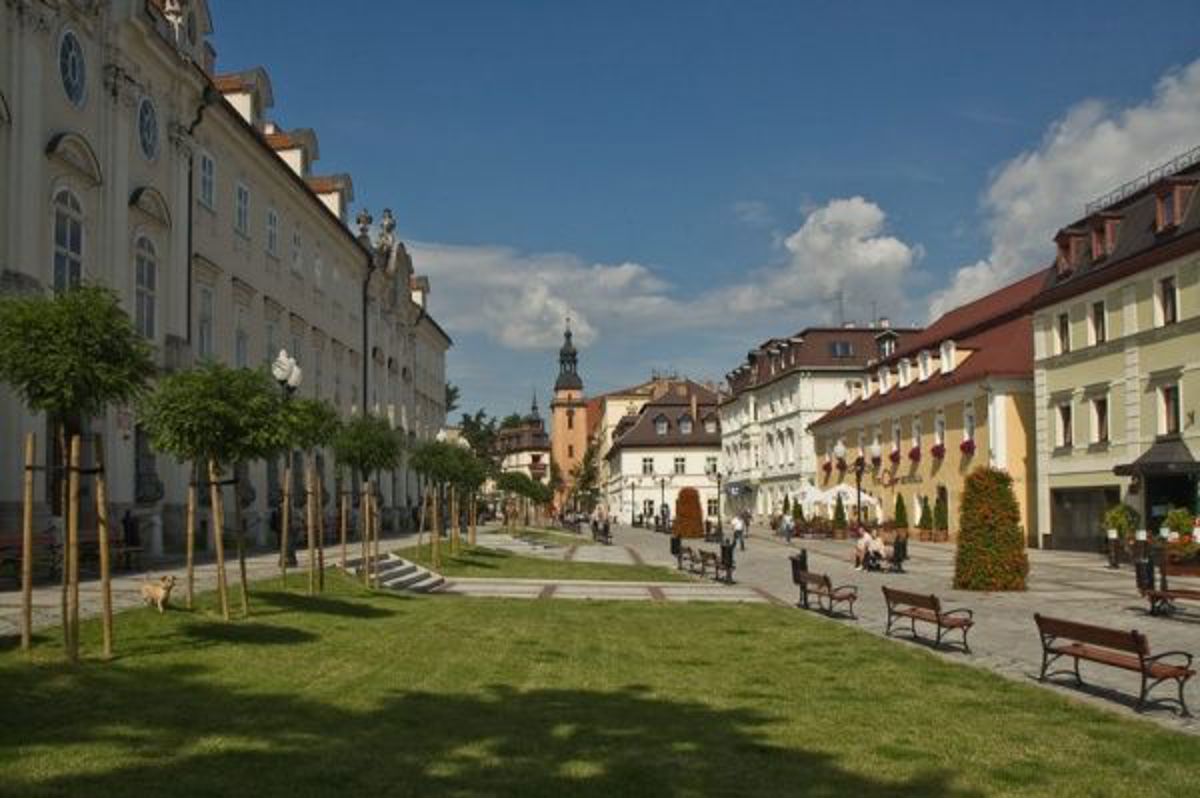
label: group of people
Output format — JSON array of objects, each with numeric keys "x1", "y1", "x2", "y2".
[
  {"x1": 853, "y1": 525, "x2": 906, "y2": 572},
  {"x1": 590, "y1": 505, "x2": 612, "y2": 543}
]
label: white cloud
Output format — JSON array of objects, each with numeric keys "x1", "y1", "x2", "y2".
[
  {"x1": 732, "y1": 199, "x2": 774, "y2": 227},
  {"x1": 929, "y1": 58, "x2": 1200, "y2": 318}
]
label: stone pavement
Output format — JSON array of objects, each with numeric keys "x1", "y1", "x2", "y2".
[{"x1": 614, "y1": 522, "x2": 1200, "y2": 734}]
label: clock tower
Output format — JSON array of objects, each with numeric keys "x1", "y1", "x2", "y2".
[{"x1": 550, "y1": 320, "x2": 588, "y2": 508}]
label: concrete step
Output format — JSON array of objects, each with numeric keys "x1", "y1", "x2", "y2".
[
  {"x1": 381, "y1": 568, "x2": 432, "y2": 590},
  {"x1": 408, "y1": 574, "x2": 445, "y2": 593}
]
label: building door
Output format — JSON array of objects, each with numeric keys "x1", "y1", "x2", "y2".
[
  {"x1": 1050, "y1": 487, "x2": 1119, "y2": 552},
  {"x1": 1143, "y1": 474, "x2": 1198, "y2": 532}
]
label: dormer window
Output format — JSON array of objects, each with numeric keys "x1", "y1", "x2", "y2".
[
  {"x1": 680, "y1": 416, "x2": 693, "y2": 435},
  {"x1": 654, "y1": 416, "x2": 669, "y2": 435},
  {"x1": 918, "y1": 351, "x2": 931, "y2": 381},
  {"x1": 704, "y1": 418, "x2": 717, "y2": 434},
  {"x1": 878, "y1": 366, "x2": 891, "y2": 394},
  {"x1": 830, "y1": 340, "x2": 854, "y2": 358},
  {"x1": 1055, "y1": 229, "x2": 1086, "y2": 277},
  {"x1": 940, "y1": 341, "x2": 956, "y2": 374},
  {"x1": 1156, "y1": 180, "x2": 1195, "y2": 232},
  {"x1": 898, "y1": 359, "x2": 912, "y2": 387}
]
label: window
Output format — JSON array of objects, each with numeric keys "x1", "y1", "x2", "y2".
[
  {"x1": 266, "y1": 208, "x2": 279, "y2": 256},
  {"x1": 234, "y1": 307, "x2": 249, "y2": 368},
  {"x1": 197, "y1": 286, "x2": 214, "y2": 359},
  {"x1": 567, "y1": 444, "x2": 574, "y2": 458},
  {"x1": 265, "y1": 319, "x2": 278, "y2": 364},
  {"x1": 1092, "y1": 396, "x2": 1109, "y2": 444},
  {"x1": 674, "y1": 456, "x2": 686, "y2": 475},
  {"x1": 704, "y1": 418, "x2": 717, "y2": 434},
  {"x1": 1159, "y1": 276, "x2": 1177, "y2": 325},
  {"x1": 892, "y1": 420, "x2": 902, "y2": 450},
  {"x1": 707, "y1": 498, "x2": 719, "y2": 517},
  {"x1": 642, "y1": 457, "x2": 654, "y2": 476},
  {"x1": 705, "y1": 456, "x2": 718, "y2": 474},
  {"x1": 1057, "y1": 313, "x2": 1071, "y2": 354},
  {"x1": 198, "y1": 153, "x2": 215, "y2": 209},
  {"x1": 918, "y1": 351, "x2": 931, "y2": 380},
  {"x1": 1057, "y1": 403, "x2": 1073, "y2": 448},
  {"x1": 934, "y1": 411, "x2": 946, "y2": 445},
  {"x1": 134, "y1": 237, "x2": 156, "y2": 339},
  {"x1": 234, "y1": 183, "x2": 250, "y2": 235},
  {"x1": 1161, "y1": 384, "x2": 1181, "y2": 437},
  {"x1": 878, "y1": 366, "x2": 890, "y2": 394},
  {"x1": 136, "y1": 98, "x2": 159, "y2": 160},
  {"x1": 655, "y1": 417, "x2": 668, "y2": 435},
  {"x1": 566, "y1": 410, "x2": 574, "y2": 430},
  {"x1": 880, "y1": 337, "x2": 895, "y2": 358},
  {"x1": 912, "y1": 417, "x2": 922, "y2": 448},
  {"x1": 680, "y1": 417, "x2": 693, "y2": 434},
  {"x1": 313, "y1": 255, "x2": 324, "y2": 290},
  {"x1": 59, "y1": 30, "x2": 86, "y2": 106},
  {"x1": 52, "y1": 189, "x2": 83, "y2": 292},
  {"x1": 940, "y1": 341, "x2": 956, "y2": 373},
  {"x1": 1157, "y1": 191, "x2": 1177, "y2": 231},
  {"x1": 963, "y1": 402, "x2": 976, "y2": 441},
  {"x1": 291, "y1": 227, "x2": 303, "y2": 274},
  {"x1": 898, "y1": 360, "x2": 911, "y2": 387},
  {"x1": 313, "y1": 347, "x2": 323, "y2": 398},
  {"x1": 1090, "y1": 301, "x2": 1106, "y2": 344},
  {"x1": 831, "y1": 341, "x2": 853, "y2": 358}
]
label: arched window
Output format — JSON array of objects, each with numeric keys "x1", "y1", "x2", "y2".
[
  {"x1": 134, "y1": 237, "x2": 156, "y2": 338},
  {"x1": 53, "y1": 188, "x2": 83, "y2": 292}
]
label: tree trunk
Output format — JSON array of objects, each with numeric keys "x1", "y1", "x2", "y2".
[
  {"x1": 371, "y1": 481, "x2": 381, "y2": 589},
  {"x1": 339, "y1": 488, "x2": 348, "y2": 570},
  {"x1": 207, "y1": 459, "x2": 231, "y2": 621},
  {"x1": 450, "y1": 485, "x2": 459, "y2": 553},
  {"x1": 469, "y1": 491, "x2": 477, "y2": 547},
  {"x1": 280, "y1": 462, "x2": 292, "y2": 589},
  {"x1": 306, "y1": 455, "x2": 316, "y2": 596},
  {"x1": 316, "y1": 469, "x2": 326, "y2": 593},
  {"x1": 58, "y1": 423, "x2": 68, "y2": 652},
  {"x1": 431, "y1": 484, "x2": 441, "y2": 569},
  {"x1": 66, "y1": 435, "x2": 81, "y2": 662},
  {"x1": 359, "y1": 480, "x2": 369, "y2": 587},
  {"x1": 94, "y1": 435, "x2": 113, "y2": 659},
  {"x1": 416, "y1": 486, "x2": 427, "y2": 549},
  {"x1": 186, "y1": 467, "x2": 196, "y2": 609},
  {"x1": 20, "y1": 433, "x2": 35, "y2": 651},
  {"x1": 232, "y1": 467, "x2": 249, "y2": 618}
]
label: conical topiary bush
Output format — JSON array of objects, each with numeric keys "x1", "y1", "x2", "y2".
[
  {"x1": 893, "y1": 493, "x2": 908, "y2": 528},
  {"x1": 673, "y1": 487, "x2": 704, "y2": 539},
  {"x1": 953, "y1": 466, "x2": 1028, "y2": 591}
]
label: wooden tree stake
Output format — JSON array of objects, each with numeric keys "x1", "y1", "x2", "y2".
[
  {"x1": 186, "y1": 470, "x2": 196, "y2": 609},
  {"x1": 317, "y1": 470, "x2": 326, "y2": 593},
  {"x1": 306, "y1": 456, "x2": 316, "y2": 596},
  {"x1": 94, "y1": 435, "x2": 113, "y2": 659},
  {"x1": 339, "y1": 488, "x2": 349, "y2": 570},
  {"x1": 20, "y1": 433, "x2": 35, "y2": 651},
  {"x1": 280, "y1": 462, "x2": 292, "y2": 589},
  {"x1": 360, "y1": 481, "x2": 369, "y2": 587},
  {"x1": 66, "y1": 435, "x2": 81, "y2": 662},
  {"x1": 208, "y1": 459, "x2": 231, "y2": 621}
]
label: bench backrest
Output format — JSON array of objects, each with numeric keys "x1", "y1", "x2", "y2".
[
  {"x1": 1033, "y1": 613, "x2": 1148, "y2": 656},
  {"x1": 882, "y1": 586, "x2": 941, "y2": 612},
  {"x1": 796, "y1": 570, "x2": 832, "y2": 590}
]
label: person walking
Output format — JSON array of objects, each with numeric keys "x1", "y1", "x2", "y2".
[
  {"x1": 731, "y1": 513, "x2": 746, "y2": 551},
  {"x1": 782, "y1": 511, "x2": 795, "y2": 544}
]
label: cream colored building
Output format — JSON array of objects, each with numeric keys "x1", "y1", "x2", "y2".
[
  {"x1": 1032, "y1": 153, "x2": 1200, "y2": 550},
  {"x1": 810, "y1": 275, "x2": 1045, "y2": 541},
  {"x1": 0, "y1": 1, "x2": 449, "y2": 551}
]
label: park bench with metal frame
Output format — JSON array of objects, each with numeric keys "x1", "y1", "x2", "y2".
[
  {"x1": 793, "y1": 569, "x2": 857, "y2": 617},
  {"x1": 1034, "y1": 613, "x2": 1194, "y2": 717},
  {"x1": 1136, "y1": 558, "x2": 1200, "y2": 616},
  {"x1": 882, "y1": 586, "x2": 974, "y2": 652}
]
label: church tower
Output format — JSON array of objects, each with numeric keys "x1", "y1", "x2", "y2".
[{"x1": 550, "y1": 320, "x2": 588, "y2": 508}]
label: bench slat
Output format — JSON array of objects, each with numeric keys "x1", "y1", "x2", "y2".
[{"x1": 1035, "y1": 614, "x2": 1147, "y2": 656}]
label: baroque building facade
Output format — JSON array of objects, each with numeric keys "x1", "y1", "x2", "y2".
[{"x1": 0, "y1": 0, "x2": 449, "y2": 552}]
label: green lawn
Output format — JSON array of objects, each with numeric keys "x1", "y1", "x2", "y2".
[
  {"x1": 1, "y1": 572, "x2": 1196, "y2": 798},
  {"x1": 401, "y1": 544, "x2": 690, "y2": 582}
]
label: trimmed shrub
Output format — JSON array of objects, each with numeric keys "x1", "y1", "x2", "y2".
[
  {"x1": 933, "y1": 490, "x2": 949, "y2": 532},
  {"x1": 782, "y1": 495, "x2": 791, "y2": 514},
  {"x1": 833, "y1": 494, "x2": 847, "y2": 530},
  {"x1": 893, "y1": 493, "x2": 909, "y2": 528},
  {"x1": 918, "y1": 496, "x2": 934, "y2": 531},
  {"x1": 673, "y1": 487, "x2": 704, "y2": 539},
  {"x1": 953, "y1": 466, "x2": 1029, "y2": 591},
  {"x1": 792, "y1": 502, "x2": 804, "y2": 524}
]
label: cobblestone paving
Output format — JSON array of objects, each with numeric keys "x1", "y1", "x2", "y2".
[{"x1": 615, "y1": 522, "x2": 1200, "y2": 734}]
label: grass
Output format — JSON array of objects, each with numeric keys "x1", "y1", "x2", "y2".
[
  {"x1": 1, "y1": 572, "x2": 1197, "y2": 798},
  {"x1": 400, "y1": 543, "x2": 690, "y2": 582}
]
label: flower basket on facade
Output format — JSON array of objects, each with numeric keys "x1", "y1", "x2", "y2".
[
  {"x1": 853, "y1": 455, "x2": 865, "y2": 471},
  {"x1": 889, "y1": 449, "x2": 901, "y2": 466},
  {"x1": 822, "y1": 460, "x2": 833, "y2": 476},
  {"x1": 871, "y1": 455, "x2": 882, "y2": 469},
  {"x1": 930, "y1": 443, "x2": 946, "y2": 460},
  {"x1": 907, "y1": 446, "x2": 922, "y2": 464},
  {"x1": 960, "y1": 438, "x2": 976, "y2": 457},
  {"x1": 835, "y1": 458, "x2": 847, "y2": 473}
]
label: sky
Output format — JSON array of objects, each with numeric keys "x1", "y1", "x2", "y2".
[{"x1": 210, "y1": 0, "x2": 1200, "y2": 419}]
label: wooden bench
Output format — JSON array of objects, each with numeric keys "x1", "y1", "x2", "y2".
[
  {"x1": 794, "y1": 570, "x2": 857, "y2": 617},
  {"x1": 882, "y1": 586, "x2": 974, "y2": 652},
  {"x1": 0, "y1": 530, "x2": 62, "y2": 582},
  {"x1": 1034, "y1": 613, "x2": 1194, "y2": 716},
  {"x1": 679, "y1": 546, "x2": 705, "y2": 576},
  {"x1": 1138, "y1": 560, "x2": 1200, "y2": 616}
]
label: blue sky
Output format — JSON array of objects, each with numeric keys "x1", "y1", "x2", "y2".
[{"x1": 210, "y1": 1, "x2": 1200, "y2": 418}]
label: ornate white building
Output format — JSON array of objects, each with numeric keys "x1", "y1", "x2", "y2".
[{"x1": 0, "y1": 0, "x2": 450, "y2": 551}]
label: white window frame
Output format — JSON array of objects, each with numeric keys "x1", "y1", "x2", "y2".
[
  {"x1": 912, "y1": 417, "x2": 922, "y2": 449},
  {"x1": 1056, "y1": 402, "x2": 1073, "y2": 449},
  {"x1": 673, "y1": 456, "x2": 686, "y2": 475},
  {"x1": 654, "y1": 417, "x2": 668, "y2": 436},
  {"x1": 918, "y1": 351, "x2": 931, "y2": 381},
  {"x1": 934, "y1": 410, "x2": 946, "y2": 446},
  {"x1": 198, "y1": 153, "x2": 215, "y2": 210},
  {"x1": 641, "y1": 457, "x2": 654, "y2": 476},
  {"x1": 52, "y1": 187, "x2": 84, "y2": 293},
  {"x1": 234, "y1": 182, "x2": 250, "y2": 236},
  {"x1": 892, "y1": 420, "x2": 902, "y2": 451},
  {"x1": 963, "y1": 401, "x2": 976, "y2": 441},
  {"x1": 134, "y1": 236, "x2": 156, "y2": 339},
  {"x1": 1091, "y1": 394, "x2": 1109, "y2": 445},
  {"x1": 266, "y1": 208, "x2": 279, "y2": 256},
  {"x1": 899, "y1": 359, "x2": 911, "y2": 387},
  {"x1": 197, "y1": 285, "x2": 215, "y2": 359},
  {"x1": 940, "y1": 340, "x2": 956, "y2": 373},
  {"x1": 1089, "y1": 300, "x2": 1106, "y2": 345}
]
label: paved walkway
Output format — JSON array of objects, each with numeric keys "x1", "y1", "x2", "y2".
[{"x1": 614, "y1": 522, "x2": 1200, "y2": 733}]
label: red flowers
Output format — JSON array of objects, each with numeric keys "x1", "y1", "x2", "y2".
[
  {"x1": 931, "y1": 443, "x2": 946, "y2": 460},
  {"x1": 889, "y1": 449, "x2": 901, "y2": 465},
  {"x1": 822, "y1": 461, "x2": 833, "y2": 475},
  {"x1": 907, "y1": 446, "x2": 921, "y2": 463},
  {"x1": 960, "y1": 438, "x2": 976, "y2": 456},
  {"x1": 836, "y1": 458, "x2": 848, "y2": 472}
]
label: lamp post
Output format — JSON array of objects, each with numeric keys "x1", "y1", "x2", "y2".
[
  {"x1": 271, "y1": 349, "x2": 302, "y2": 564},
  {"x1": 629, "y1": 479, "x2": 636, "y2": 526},
  {"x1": 659, "y1": 475, "x2": 668, "y2": 532}
]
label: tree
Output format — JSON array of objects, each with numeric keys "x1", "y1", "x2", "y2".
[
  {"x1": 673, "y1": 488, "x2": 704, "y2": 539},
  {"x1": 499, "y1": 413, "x2": 524, "y2": 430},
  {"x1": 281, "y1": 398, "x2": 340, "y2": 594},
  {"x1": 0, "y1": 284, "x2": 154, "y2": 659},
  {"x1": 933, "y1": 490, "x2": 949, "y2": 532},
  {"x1": 333, "y1": 414, "x2": 403, "y2": 586},
  {"x1": 459, "y1": 409, "x2": 498, "y2": 466},
  {"x1": 410, "y1": 440, "x2": 468, "y2": 565},
  {"x1": 781, "y1": 495, "x2": 791, "y2": 514},
  {"x1": 140, "y1": 363, "x2": 285, "y2": 620},
  {"x1": 953, "y1": 466, "x2": 1029, "y2": 591},
  {"x1": 445, "y1": 383, "x2": 461, "y2": 414},
  {"x1": 792, "y1": 501, "x2": 805, "y2": 525},
  {"x1": 832, "y1": 494, "x2": 847, "y2": 530},
  {"x1": 918, "y1": 496, "x2": 934, "y2": 531},
  {"x1": 893, "y1": 493, "x2": 909, "y2": 528},
  {"x1": 569, "y1": 441, "x2": 600, "y2": 511}
]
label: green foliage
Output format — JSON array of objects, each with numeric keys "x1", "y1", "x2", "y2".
[
  {"x1": 499, "y1": 413, "x2": 525, "y2": 430},
  {"x1": 496, "y1": 470, "x2": 548, "y2": 504},
  {"x1": 459, "y1": 409, "x2": 499, "y2": 465},
  {"x1": 445, "y1": 383, "x2": 461, "y2": 414},
  {"x1": 832, "y1": 494, "x2": 846, "y2": 529},
  {"x1": 933, "y1": 490, "x2": 949, "y2": 532},
  {"x1": 139, "y1": 363, "x2": 284, "y2": 465},
  {"x1": 282, "y1": 398, "x2": 340, "y2": 452},
  {"x1": 781, "y1": 495, "x2": 791, "y2": 514},
  {"x1": 792, "y1": 502, "x2": 804, "y2": 523},
  {"x1": 918, "y1": 496, "x2": 934, "y2": 531},
  {"x1": 0, "y1": 284, "x2": 154, "y2": 422},
  {"x1": 673, "y1": 487, "x2": 703, "y2": 538},
  {"x1": 893, "y1": 493, "x2": 909, "y2": 528},
  {"x1": 953, "y1": 466, "x2": 1029, "y2": 591},
  {"x1": 333, "y1": 414, "x2": 403, "y2": 476},
  {"x1": 1103, "y1": 503, "x2": 1140, "y2": 539},
  {"x1": 570, "y1": 441, "x2": 601, "y2": 510},
  {"x1": 1164, "y1": 507, "x2": 1194, "y2": 536},
  {"x1": 548, "y1": 461, "x2": 564, "y2": 493}
]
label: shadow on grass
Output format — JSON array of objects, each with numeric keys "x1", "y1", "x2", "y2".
[
  {"x1": 256, "y1": 591, "x2": 398, "y2": 619},
  {"x1": 0, "y1": 661, "x2": 985, "y2": 798},
  {"x1": 180, "y1": 621, "x2": 318, "y2": 647}
]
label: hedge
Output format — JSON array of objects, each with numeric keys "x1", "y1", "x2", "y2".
[{"x1": 953, "y1": 466, "x2": 1028, "y2": 591}]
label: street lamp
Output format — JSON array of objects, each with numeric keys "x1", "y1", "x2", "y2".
[
  {"x1": 272, "y1": 349, "x2": 302, "y2": 565},
  {"x1": 629, "y1": 479, "x2": 636, "y2": 526}
]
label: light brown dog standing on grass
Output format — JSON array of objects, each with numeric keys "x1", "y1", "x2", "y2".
[{"x1": 141, "y1": 575, "x2": 177, "y2": 614}]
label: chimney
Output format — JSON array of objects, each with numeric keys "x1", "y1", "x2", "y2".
[
  {"x1": 690, "y1": 394, "x2": 698, "y2": 425},
  {"x1": 843, "y1": 321, "x2": 856, "y2": 329},
  {"x1": 879, "y1": 317, "x2": 890, "y2": 329}
]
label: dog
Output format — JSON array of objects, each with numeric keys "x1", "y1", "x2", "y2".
[{"x1": 141, "y1": 575, "x2": 177, "y2": 614}]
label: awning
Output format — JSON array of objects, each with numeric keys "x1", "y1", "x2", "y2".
[
  {"x1": 1113, "y1": 437, "x2": 1200, "y2": 476},
  {"x1": 725, "y1": 482, "x2": 755, "y2": 497}
]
